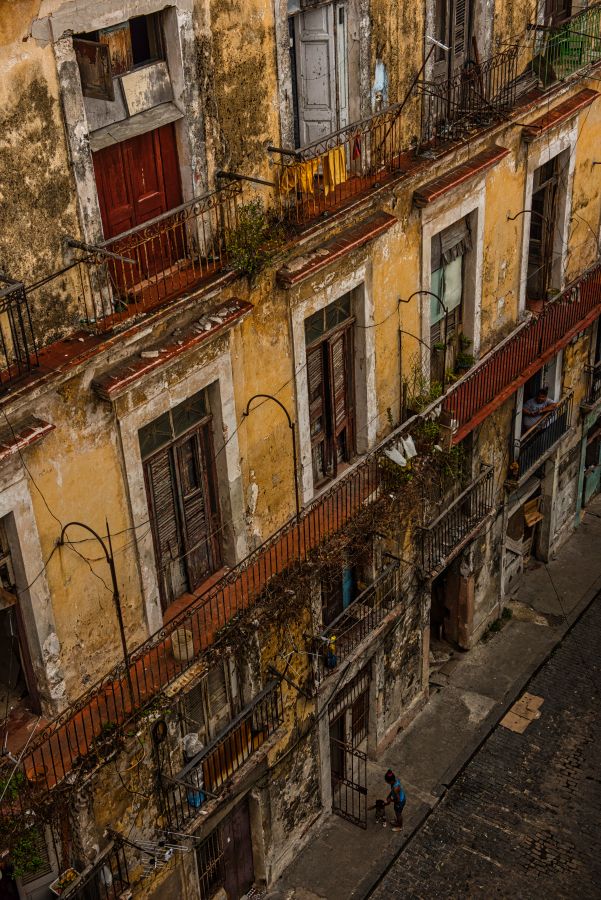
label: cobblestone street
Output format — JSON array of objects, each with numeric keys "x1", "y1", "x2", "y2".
[{"x1": 371, "y1": 592, "x2": 601, "y2": 899}]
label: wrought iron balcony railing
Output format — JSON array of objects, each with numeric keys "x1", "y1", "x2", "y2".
[
  {"x1": 420, "y1": 466, "x2": 495, "y2": 575},
  {"x1": 534, "y1": 2, "x2": 601, "y2": 83},
  {"x1": 80, "y1": 184, "x2": 243, "y2": 332},
  {"x1": 318, "y1": 561, "x2": 401, "y2": 672},
  {"x1": 162, "y1": 680, "x2": 284, "y2": 830},
  {"x1": 0, "y1": 275, "x2": 38, "y2": 390},
  {"x1": 444, "y1": 261, "x2": 601, "y2": 440},
  {"x1": 271, "y1": 102, "x2": 411, "y2": 225},
  {"x1": 583, "y1": 359, "x2": 601, "y2": 408},
  {"x1": 419, "y1": 47, "x2": 520, "y2": 150},
  {"x1": 60, "y1": 840, "x2": 130, "y2": 900},
  {"x1": 512, "y1": 392, "x2": 573, "y2": 480}
]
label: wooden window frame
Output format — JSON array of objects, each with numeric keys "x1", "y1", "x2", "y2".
[
  {"x1": 527, "y1": 156, "x2": 561, "y2": 302},
  {"x1": 143, "y1": 413, "x2": 222, "y2": 611},
  {"x1": 306, "y1": 316, "x2": 356, "y2": 487}
]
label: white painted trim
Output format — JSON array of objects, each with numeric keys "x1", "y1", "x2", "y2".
[
  {"x1": 0, "y1": 467, "x2": 64, "y2": 712},
  {"x1": 290, "y1": 264, "x2": 376, "y2": 503},
  {"x1": 116, "y1": 350, "x2": 247, "y2": 634},
  {"x1": 517, "y1": 121, "x2": 577, "y2": 314},
  {"x1": 420, "y1": 179, "x2": 486, "y2": 360}
]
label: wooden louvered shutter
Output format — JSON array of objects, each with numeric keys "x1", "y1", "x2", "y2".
[
  {"x1": 175, "y1": 433, "x2": 212, "y2": 590},
  {"x1": 545, "y1": 0, "x2": 572, "y2": 26},
  {"x1": 184, "y1": 679, "x2": 209, "y2": 744},
  {"x1": 207, "y1": 663, "x2": 231, "y2": 737},
  {"x1": 451, "y1": 0, "x2": 470, "y2": 73},
  {"x1": 432, "y1": 0, "x2": 450, "y2": 80},
  {"x1": 328, "y1": 329, "x2": 353, "y2": 467},
  {"x1": 307, "y1": 345, "x2": 329, "y2": 482},
  {"x1": 145, "y1": 448, "x2": 185, "y2": 609}
]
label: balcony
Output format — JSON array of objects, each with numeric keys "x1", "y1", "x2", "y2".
[
  {"x1": 162, "y1": 680, "x2": 284, "y2": 830},
  {"x1": 444, "y1": 261, "x2": 601, "y2": 440},
  {"x1": 511, "y1": 392, "x2": 573, "y2": 481},
  {"x1": 80, "y1": 183, "x2": 243, "y2": 332},
  {"x1": 533, "y1": 3, "x2": 601, "y2": 84},
  {"x1": 318, "y1": 560, "x2": 401, "y2": 673},
  {"x1": 419, "y1": 47, "x2": 520, "y2": 150},
  {"x1": 273, "y1": 47, "x2": 520, "y2": 227},
  {"x1": 582, "y1": 360, "x2": 601, "y2": 411},
  {"x1": 60, "y1": 840, "x2": 130, "y2": 900},
  {"x1": 0, "y1": 275, "x2": 38, "y2": 390},
  {"x1": 420, "y1": 467, "x2": 495, "y2": 575}
]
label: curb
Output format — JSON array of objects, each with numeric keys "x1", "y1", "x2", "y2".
[{"x1": 360, "y1": 571, "x2": 601, "y2": 899}]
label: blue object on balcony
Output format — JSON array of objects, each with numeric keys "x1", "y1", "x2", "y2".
[{"x1": 187, "y1": 789, "x2": 205, "y2": 809}]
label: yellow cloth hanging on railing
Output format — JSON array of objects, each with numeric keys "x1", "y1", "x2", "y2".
[
  {"x1": 323, "y1": 146, "x2": 347, "y2": 197},
  {"x1": 279, "y1": 158, "x2": 319, "y2": 195}
]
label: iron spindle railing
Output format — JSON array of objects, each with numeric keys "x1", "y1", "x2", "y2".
[
  {"x1": 80, "y1": 184, "x2": 243, "y2": 332},
  {"x1": 444, "y1": 261, "x2": 601, "y2": 437},
  {"x1": 583, "y1": 360, "x2": 601, "y2": 407},
  {"x1": 513, "y1": 392, "x2": 573, "y2": 479},
  {"x1": 318, "y1": 562, "x2": 401, "y2": 672},
  {"x1": 61, "y1": 840, "x2": 130, "y2": 900},
  {"x1": 0, "y1": 275, "x2": 38, "y2": 389},
  {"x1": 419, "y1": 47, "x2": 519, "y2": 150},
  {"x1": 534, "y1": 2, "x2": 601, "y2": 82},
  {"x1": 420, "y1": 466, "x2": 495, "y2": 575},
  {"x1": 162, "y1": 681, "x2": 284, "y2": 829}
]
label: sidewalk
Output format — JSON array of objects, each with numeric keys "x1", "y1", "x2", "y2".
[{"x1": 266, "y1": 496, "x2": 601, "y2": 900}]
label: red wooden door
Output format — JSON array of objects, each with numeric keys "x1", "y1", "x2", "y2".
[
  {"x1": 93, "y1": 124, "x2": 183, "y2": 296},
  {"x1": 93, "y1": 123, "x2": 182, "y2": 239}
]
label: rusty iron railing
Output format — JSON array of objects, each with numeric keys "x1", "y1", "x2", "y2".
[
  {"x1": 0, "y1": 275, "x2": 38, "y2": 389},
  {"x1": 512, "y1": 392, "x2": 573, "y2": 479},
  {"x1": 420, "y1": 466, "x2": 494, "y2": 575},
  {"x1": 271, "y1": 102, "x2": 413, "y2": 225},
  {"x1": 532, "y1": 1, "x2": 601, "y2": 83},
  {"x1": 583, "y1": 359, "x2": 601, "y2": 407},
  {"x1": 162, "y1": 680, "x2": 284, "y2": 829},
  {"x1": 444, "y1": 261, "x2": 601, "y2": 438},
  {"x1": 61, "y1": 840, "x2": 130, "y2": 900},
  {"x1": 419, "y1": 47, "x2": 520, "y2": 150},
  {"x1": 318, "y1": 561, "x2": 401, "y2": 672},
  {"x1": 81, "y1": 184, "x2": 243, "y2": 331}
]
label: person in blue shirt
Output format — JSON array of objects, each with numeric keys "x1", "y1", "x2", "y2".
[{"x1": 384, "y1": 769, "x2": 406, "y2": 831}]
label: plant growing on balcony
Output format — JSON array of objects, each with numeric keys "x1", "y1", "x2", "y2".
[
  {"x1": 10, "y1": 830, "x2": 46, "y2": 879},
  {"x1": 455, "y1": 334, "x2": 474, "y2": 373},
  {"x1": 225, "y1": 199, "x2": 285, "y2": 283}
]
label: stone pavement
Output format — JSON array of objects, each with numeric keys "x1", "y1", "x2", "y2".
[
  {"x1": 267, "y1": 496, "x2": 601, "y2": 900},
  {"x1": 371, "y1": 580, "x2": 601, "y2": 898}
]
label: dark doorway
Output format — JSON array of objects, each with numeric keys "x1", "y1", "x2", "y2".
[
  {"x1": 196, "y1": 799, "x2": 254, "y2": 900},
  {"x1": 0, "y1": 520, "x2": 40, "y2": 715}
]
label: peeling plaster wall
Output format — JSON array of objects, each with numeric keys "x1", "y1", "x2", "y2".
[
  {"x1": 0, "y1": 11, "x2": 80, "y2": 342},
  {"x1": 205, "y1": 0, "x2": 280, "y2": 181}
]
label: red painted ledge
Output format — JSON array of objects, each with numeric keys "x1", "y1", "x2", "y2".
[
  {"x1": 413, "y1": 144, "x2": 510, "y2": 208},
  {"x1": 93, "y1": 298, "x2": 253, "y2": 401},
  {"x1": 522, "y1": 88, "x2": 599, "y2": 143},
  {"x1": 0, "y1": 416, "x2": 54, "y2": 463},
  {"x1": 276, "y1": 211, "x2": 397, "y2": 288}
]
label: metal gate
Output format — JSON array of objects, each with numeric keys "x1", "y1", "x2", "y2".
[{"x1": 330, "y1": 737, "x2": 367, "y2": 829}]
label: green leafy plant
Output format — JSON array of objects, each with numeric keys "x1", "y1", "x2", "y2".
[
  {"x1": 10, "y1": 830, "x2": 45, "y2": 880},
  {"x1": 0, "y1": 772, "x2": 26, "y2": 803},
  {"x1": 225, "y1": 199, "x2": 284, "y2": 282}
]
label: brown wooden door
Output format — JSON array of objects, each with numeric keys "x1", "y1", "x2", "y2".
[
  {"x1": 545, "y1": 0, "x2": 572, "y2": 25},
  {"x1": 144, "y1": 423, "x2": 221, "y2": 612},
  {"x1": 432, "y1": 0, "x2": 472, "y2": 80},
  {"x1": 221, "y1": 799, "x2": 254, "y2": 899}
]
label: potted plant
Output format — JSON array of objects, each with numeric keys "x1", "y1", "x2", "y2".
[
  {"x1": 50, "y1": 867, "x2": 79, "y2": 896},
  {"x1": 455, "y1": 334, "x2": 474, "y2": 373}
]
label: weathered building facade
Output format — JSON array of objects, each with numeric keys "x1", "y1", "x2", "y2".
[{"x1": 1, "y1": 0, "x2": 601, "y2": 897}]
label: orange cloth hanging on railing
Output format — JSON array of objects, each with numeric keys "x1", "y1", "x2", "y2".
[
  {"x1": 279, "y1": 158, "x2": 319, "y2": 195},
  {"x1": 322, "y1": 146, "x2": 348, "y2": 196}
]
